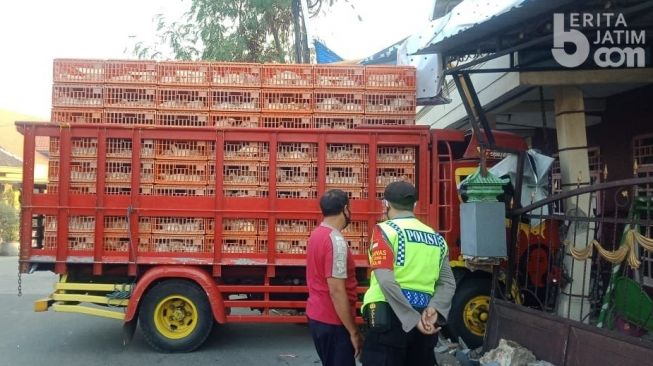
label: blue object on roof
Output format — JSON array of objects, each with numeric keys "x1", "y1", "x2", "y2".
[{"x1": 314, "y1": 40, "x2": 343, "y2": 64}]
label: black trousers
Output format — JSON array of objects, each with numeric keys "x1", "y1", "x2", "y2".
[
  {"x1": 361, "y1": 308, "x2": 438, "y2": 366},
  {"x1": 308, "y1": 318, "x2": 356, "y2": 366}
]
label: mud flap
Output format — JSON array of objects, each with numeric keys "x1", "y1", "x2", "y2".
[{"x1": 122, "y1": 316, "x2": 138, "y2": 346}]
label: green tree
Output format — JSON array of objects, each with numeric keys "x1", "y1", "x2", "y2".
[
  {"x1": 132, "y1": 0, "x2": 356, "y2": 63},
  {"x1": 134, "y1": 0, "x2": 296, "y2": 62},
  {"x1": 0, "y1": 201, "x2": 18, "y2": 243}
]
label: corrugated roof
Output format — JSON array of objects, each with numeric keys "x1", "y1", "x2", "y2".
[{"x1": 0, "y1": 147, "x2": 22, "y2": 167}]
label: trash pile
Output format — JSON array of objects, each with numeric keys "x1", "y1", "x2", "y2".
[{"x1": 436, "y1": 337, "x2": 556, "y2": 366}]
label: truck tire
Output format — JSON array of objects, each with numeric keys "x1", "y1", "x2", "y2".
[
  {"x1": 447, "y1": 277, "x2": 491, "y2": 348},
  {"x1": 139, "y1": 279, "x2": 213, "y2": 352}
]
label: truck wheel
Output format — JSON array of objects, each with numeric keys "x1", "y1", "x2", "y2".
[
  {"x1": 448, "y1": 277, "x2": 491, "y2": 348},
  {"x1": 139, "y1": 280, "x2": 213, "y2": 352}
]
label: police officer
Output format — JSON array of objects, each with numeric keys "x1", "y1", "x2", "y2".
[{"x1": 361, "y1": 181, "x2": 456, "y2": 366}]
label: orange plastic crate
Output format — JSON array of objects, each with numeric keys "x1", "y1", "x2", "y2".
[
  {"x1": 48, "y1": 138, "x2": 60, "y2": 157},
  {"x1": 314, "y1": 114, "x2": 363, "y2": 129},
  {"x1": 138, "y1": 235, "x2": 152, "y2": 252},
  {"x1": 222, "y1": 235, "x2": 267, "y2": 254},
  {"x1": 69, "y1": 182, "x2": 97, "y2": 195},
  {"x1": 104, "y1": 109, "x2": 156, "y2": 126},
  {"x1": 377, "y1": 146, "x2": 416, "y2": 164},
  {"x1": 103, "y1": 234, "x2": 130, "y2": 253},
  {"x1": 51, "y1": 108, "x2": 103, "y2": 124},
  {"x1": 152, "y1": 235, "x2": 210, "y2": 253},
  {"x1": 314, "y1": 90, "x2": 364, "y2": 114},
  {"x1": 44, "y1": 233, "x2": 57, "y2": 250},
  {"x1": 210, "y1": 88, "x2": 260, "y2": 112},
  {"x1": 68, "y1": 233, "x2": 95, "y2": 251},
  {"x1": 52, "y1": 84, "x2": 103, "y2": 108},
  {"x1": 105, "y1": 183, "x2": 131, "y2": 195},
  {"x1": 155, "y1": 140, "x2": 215, "y2": 160},
  {"x1": 223, "y1": 218, "x2": 267, "y2": 236},
  {"x1": 314, "y1": 65, "x2": 364, "y2": 88},
  {"x1": 376, "y1": 164, "x2": 416, "y2": 188},
  {"x1": 158, "y1": 87, "x2": 209, "y2": 110},
  {"x1": 260, "y1": 90, "x2": 312, "y2": 113},
  {"x1": 105, "y1": 85, "x2": 156, "y2": 109},
  {"x1": 141, "y1": 160, "x2": 155, "y2": 183},
  {"x1": 48, "y1": 159, "x2": 60, "y2": 182},
  {"x1": 223, "y1": 163, "x2": 269, "y2": 186},
  {"x1": 141, "y1": 140, "x2": 155, "y2": 158},
  {"x1": 211, "y1": 112, "x2": 260, "y2": 128},
  {"x1": 152, "y1": 217, "x2": 207, "y2": 235},
  {"x1": 139, "y1": 217, "x2": 153, "y2": 233},
  {"x1": 262, "y1": 64, "x2": 313, "y2": 88},
  {"x1": 104, "y1": 216, "x2": 129, "y2": 233},
  {"x1": 326, "y1": 164, "x2": 367, "y2": 186},
  {"x1": 277, "y1": 142, "x2": 318, "y2": 162},
  {"x1": 363, "y1": 115, "x2": 415, "y2": 126},
  {"x1": 105, "y1": 60, "x2": 157, "y2": 84},
  {"x1": 275, "y1": 219, "x2": 317, "y2": 236},
  {"x1": 212, "y1": 63, "x2": 261, "y2": 87},
  {"x1": 157, "y1": 111, "x2": 210, "y2": 128},
  {"x1": 106, "y1": 138, "x2": 132, "y2": 158},
  {"x1": 365, "y1": 91, "x2": 416, "y2": 115},
  {"x1": 326, "y1": 144, "x2": 368, "y2": 163},
  {"x1": 53, "y1": 59, "x2": 104, "y2": 83},
  {"x1": 71, "y1": 138, "x2": 98, "y2": 158},
  {"x1": 155, "y1": 161, "x2": 208, "y2": 185},
  {"x1": 276, "y1": 236, "x2": 309, "y2": 254},
  {"x1": 105, "y1": 159, "x2": 132, "y2": 182},
  {"x1": 277, "y1": 163, "x2": 317, "y2": 186},
  {"x1": 346, "y1": 236, "x2": 369, "y2": 255},
  {"x1": 45, "y1": 215, "x2": 57, "y2": 232},
  {"x1": 158, "y1": 61, "x2": 210, "y2": 85},
  {"x1": 261, "y1": 114, "x2": 312, "y2": 129},
  {"x1": 69, "y1": 216, "x2": 95, "y2": 232},
  {"x1": 341, "y1": 220, "x2": 369, "y2": 237},
  {"x1": 365, "y1": 66, "x2": 416, "y2": 90},
  {"x1": 224, "y1": 141, "x2": 270, "y2": 161},
  {"x1": 70, "y1": 158, "x2": 97, "y2": 182}
]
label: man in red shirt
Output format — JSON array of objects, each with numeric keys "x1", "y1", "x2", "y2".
[{"x1": 306, "y1": 189, "x2": 362, "y2": 366}]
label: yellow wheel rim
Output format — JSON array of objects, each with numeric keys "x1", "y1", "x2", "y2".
[
  {"x1": 153, "y1": 295, "x2": 198, "y2": 340},
  {"x1": 463, "y1": 295, "x2": 490, "y2": 337}
]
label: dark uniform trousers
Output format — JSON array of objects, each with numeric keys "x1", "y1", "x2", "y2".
[
  {"x1": 308, "y1": 318, "x2": 356, "y2": 366},
  {"x1": 361, "y1": 307, "x2": 438, "y2": 366}
]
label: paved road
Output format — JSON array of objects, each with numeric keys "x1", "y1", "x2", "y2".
[{"x1": 0, "y1": 256, "x2": 320, "y2": 366}]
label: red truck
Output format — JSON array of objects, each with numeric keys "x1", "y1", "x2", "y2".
[{"x1": 17, "y1": 121, "x2": 558, "y2": 351}]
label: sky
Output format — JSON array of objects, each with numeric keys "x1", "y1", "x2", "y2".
[{"x1": 0, "y1": 0, "x2": 433, "y2": 119}]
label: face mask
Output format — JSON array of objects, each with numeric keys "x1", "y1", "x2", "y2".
[
  {"x1": 343, "y1": 206, "x2": 351, "y2": 230},
  {"x1": 382, "y1": 199, "x2": 390, "y2": 220}
]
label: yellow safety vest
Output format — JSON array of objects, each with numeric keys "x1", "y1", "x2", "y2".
[{"x1": 363, "y1": 217, "x2": 448, "y2": 310}]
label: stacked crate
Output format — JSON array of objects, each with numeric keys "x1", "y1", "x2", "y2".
[
  {"x1": 364, "y1": 66, "x2": 416, "y2": 126},
  {"x1": 376, "y1": 146, "x2": 417, "y2": 199},
  {"x1": 212, "y1": 63, "x2": 261, "y2": 128},
  {"x1": 150, "y1": 216, "x2": 214, "y2": 253},
  {"x1": 223, "y1": 141, "x2": 269, "y2": 198},
  {"x1": 150, "y1": 139, "x2": 216, "y2": 196},
  {"x1": 314, "y1": 65, "x2": 365, "y2": 129},
  {"x1": 326, "y1": 143, "x2": 368, "y2": 200},
  {"x1": 277, "y1": 142, "x2": 318, "y2": 199},
  {"x1": 48, "y1": 59, "x2": 418, "y2": 257},
  {"x1": 222, "y1": 218, "x2": 268, "y2": 254}
]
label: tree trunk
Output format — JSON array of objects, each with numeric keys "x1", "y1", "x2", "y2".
[
  {"x1": 300, "y1": 4, "x2": 310, "y2": 63},
  {"x1": 292, "y1": 0, "x2": 303, "y2": 63}
]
